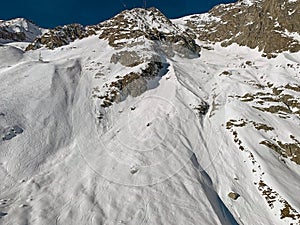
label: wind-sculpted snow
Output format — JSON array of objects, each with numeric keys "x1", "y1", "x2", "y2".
[{"x1": 0, "y1": 45, "x2": 25, "y2": 67}]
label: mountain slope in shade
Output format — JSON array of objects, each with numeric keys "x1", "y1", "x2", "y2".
[
  {"x1": 0, "y1": 1, "x2": 300, "y2": 225},
  {"x1": 0, "y1": 18, "x2": 45, "y2": 43}
]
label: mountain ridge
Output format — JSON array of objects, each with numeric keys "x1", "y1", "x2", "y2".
[{"x1": 1, "y1": 0, "x2": 299, "y2": 57}]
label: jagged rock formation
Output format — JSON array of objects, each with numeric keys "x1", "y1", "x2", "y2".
[
  {"x1": 176, "y1": 0, "x2": 300, "y2": 57},
  {"x1": 99, "y1": 7, "x2": 200, "y2": 58},
  {"x1": 0, "y1": 18, "x2": 44, "y2": 43},
  {"x1": 25, "y1": 24, "x2": 100, "y2": 50},
  {"x1": 25, "y1": 8, "x2": 200, "y2": 58},
  {"x1": 110, "y1": 51, "x2": 144, "y2": 67},
  {"x1": 23, "y1": 1, "x2": 300, "y2": 58},
  {"x1": 92, "y1": 60, "x2": 166, "y2": 107},
  {"x1": 87, "y1": 8, "x2": 201, "y2": 109},
  {"x1": 0, "y1": 28, "x2": 26, "y2": 42}
]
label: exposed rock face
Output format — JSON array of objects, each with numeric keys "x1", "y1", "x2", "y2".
[
  {"x1": 193, "y1": 102, "x2": 210, "y2": 116},
  {"x1": 0, "y1": 18, "x2": 43, "y2": 43},
  {"x1": 93, "y1": 60, "x2": 165, "y2": 108},
  {"x1": 110, "y1": 51, "x2": 143, "y2": 67},
  {"x1": 227, "y1": 81, "x2": 300, "y2": 165},
  {"x1": 177, "y1": 0, "x2": 300, "y2": 57},
  {"x1": 24, "y1": 7, "x2": 200, "y2": 57},
  {"x1": 26, "y1": 24, "x2": 100, "y2": 50},
  {"x1": 93, "y1": 57, "x2": 166, "y2": 107},
  {"x1": 5, "y1": 1, "x2": 300, "y2": 58},
  {"x1": 0, "y1": 28, "x2": 26, "y2": 42},
  {"x1": 98, "y1": 7, "x2": 200, "y2": 58}
]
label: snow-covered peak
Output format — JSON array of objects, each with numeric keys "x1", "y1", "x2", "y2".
[
  {"x1": 1, "y1": 18, "x2": 32, "y2": 32},
  {"x1": 97, "y1": 7, "x2": 182, "y2": 46},
  {"x1": 97, "y1": 7, "x2": 200, "y2": 59},
  {"x1": 116, "y1": 7, "x2": 177, "y2": 33},
  {"x1": 25, "y1": 7, "x2": 200, "y2": 59},
  {"x1": 0, "y1": 18, "x2": 46, "y2": 43}
]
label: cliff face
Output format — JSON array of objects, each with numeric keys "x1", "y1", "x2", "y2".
[{"x1": 176, "y1": 0, "x2": 300, "y2": 57}]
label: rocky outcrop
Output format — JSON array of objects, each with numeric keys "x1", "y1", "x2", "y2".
[
  {"x1": 92, "y1": 60, "x2": 166, "y2": 108},
  {"x1": 5, "y1": 1, "x2": 300, "y2": 58},
  {"x1": 24, "y1": 7, "x2": 200, "y2": 57},
  {"x1": 110, "y1": 51, "x2": 143, "y2": 67},
  {"x1": 26, "y1": 24, "x2": 100, "y2": 50},
  {"x1": 0, "y1": 28, "x2": 26, "y2": 42},
  {"x1": 99, "y1": 7, "x2": 200, "y2": 58},
  {"x1": 0, "y1": 18, "x2": 43, "y2": 43},
  {"x1": 230, "y1": 81, "x2": 300, "y2": 165},
  {"x1": 228, "y1": 192, "x2": 240, "y2": 200},
  {"x1": 178, "y1": 0, "x2": 300, "y2": 57}
]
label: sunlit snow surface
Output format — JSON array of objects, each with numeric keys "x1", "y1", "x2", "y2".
[{"x1": 0, "y1": 33, "x2": 300, "y2": 225}]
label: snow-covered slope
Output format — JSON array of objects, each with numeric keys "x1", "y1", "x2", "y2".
[{"x1": 0, "y1": 2, "x2": 300, "y2": 225}]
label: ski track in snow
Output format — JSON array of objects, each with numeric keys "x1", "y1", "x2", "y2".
[{"x1": 0, "y1": 34, "x2": 299, "y2": 225}]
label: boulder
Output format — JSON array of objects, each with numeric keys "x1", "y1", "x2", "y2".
[{"x1": 228, "y1": 192, "x2": 240, "y2": 200}]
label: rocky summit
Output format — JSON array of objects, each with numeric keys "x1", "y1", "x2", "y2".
[
  {"x1": 0, "y1": 1, "x2": 300, "y2": 225},
  {"x1": 175, "y1": 0, "x2": 300, "y2": 58}
]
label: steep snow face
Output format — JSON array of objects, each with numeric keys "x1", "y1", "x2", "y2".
[
  {"x1": 0, "y1": 33, "x2": 300, "y2": 225},
  {"x1": 0, "y1": 18, "x2": 45, "y2": 43},
  {"x1": 0, "y1": 45, "x2": 25, "y2": 67},
  {"x1": 0, "y1": 3, "x2": 300, "y2": 225},
  {"x1": 0, "y1": 36, "x2": 230, "y2": 225}
]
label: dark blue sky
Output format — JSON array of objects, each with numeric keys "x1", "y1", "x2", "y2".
[{"x1": 1, "y1": 0, "x2": 236, "y2": 28}]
